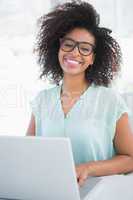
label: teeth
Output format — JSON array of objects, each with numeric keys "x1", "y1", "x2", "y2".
[{"x1": 66, "y1": 59, "x2": 80, "y2": 64}]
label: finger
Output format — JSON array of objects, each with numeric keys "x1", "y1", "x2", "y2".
[
  {"x1": 75, "y1": 168, "x2": 81, "y2": 179},
  {"x1": 78, "y1": 174, "x2": 88, "y2": 185},
  {"x1": 78, "y1": 178, "x2": 85, "y2": 187},
  {"x1": 82, "y1": 174, "x2": 88, "y2": 180}
]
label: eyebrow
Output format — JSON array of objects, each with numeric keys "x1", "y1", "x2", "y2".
[{"x1": 63, "y1": 37, "x2": 95, "y2": 46}]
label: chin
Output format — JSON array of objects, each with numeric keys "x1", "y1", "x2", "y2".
[{"x1": 63, "y1": 69, "x2": 84, "y2": 76}]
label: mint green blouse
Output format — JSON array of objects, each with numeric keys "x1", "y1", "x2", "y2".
[{"x1": 30, "y1": 84, "x2": 130, "y2": 164}]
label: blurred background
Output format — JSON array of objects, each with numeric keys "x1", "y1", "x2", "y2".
[{"x1": 0, "y1": 0, "x2": 133, "y2": 135}]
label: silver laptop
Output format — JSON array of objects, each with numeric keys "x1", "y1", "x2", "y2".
[{"x1": 0, "y1": 136, "x2": 101, "y2": 200}]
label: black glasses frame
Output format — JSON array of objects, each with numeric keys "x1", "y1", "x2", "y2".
[{"x1": 60, "y1": 37, "x2": 95, "y2": 56}]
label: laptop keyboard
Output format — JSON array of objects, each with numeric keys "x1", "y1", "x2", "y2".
[{"x1": 79, "y1": 176, "x2": 102, "y2": 199}]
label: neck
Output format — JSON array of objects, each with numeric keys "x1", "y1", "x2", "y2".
[{"x1": 62, "y1": 74, "x2": 89, "y2": 94}]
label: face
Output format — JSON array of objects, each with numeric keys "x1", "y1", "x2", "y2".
[{"x1": 58, "y1": 28, "x2": 95, "y2": 77}]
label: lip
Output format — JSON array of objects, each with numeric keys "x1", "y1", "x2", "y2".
[{"x1": 63, "y1": 56, "x2": 83, "y2": 65}]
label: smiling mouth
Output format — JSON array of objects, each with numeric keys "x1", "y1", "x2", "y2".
[{"x1": 64, "y1": 58, "x2": 83, "y2": 65}]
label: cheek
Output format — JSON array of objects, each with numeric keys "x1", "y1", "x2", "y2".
[{"x1": 85, "y1": 54, "x2": 94, "y2": 66}]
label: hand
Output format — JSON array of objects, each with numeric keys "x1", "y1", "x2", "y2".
[{"x1": 75, "y1": 163, "x2": 90, "y2": 187}]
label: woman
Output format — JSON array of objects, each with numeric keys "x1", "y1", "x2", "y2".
[{"x1": 27, "y1": 0, "x2": 133, "y2": 186}]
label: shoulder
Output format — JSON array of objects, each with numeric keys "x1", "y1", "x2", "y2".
[
  {"x1": 92, "y1": 84, "x2": 120, "y2": 101},
  {"x1": 94, "y1": 85, "x2": 130, "y2": 117},
  {"x1": 91, "y1": 84, "x2": 129, "y2": 112},
  {"x1": 31, "y1": 85, "x2": 60, "y2": 106},
  {"x1": 35, "y1": 85, "x2": 60, "y2": 100},
  {"x1": 30, "y1": 85, "x2": 60, "y2": 115}
]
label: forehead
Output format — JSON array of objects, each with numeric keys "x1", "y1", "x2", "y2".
[{"x1": 64, "y1": 28, "x2": 95, "y2": 44}]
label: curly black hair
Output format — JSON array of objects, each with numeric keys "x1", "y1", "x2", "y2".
[{"x1": 36, "y1": 0, "x2": 122, "y2": 86}]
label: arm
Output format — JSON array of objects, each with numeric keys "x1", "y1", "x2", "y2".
[
  {"x1": 26, "y1": 114, "x2": 35, "y2": 136},
  {"x1": 76, "y1": 113, "x2": 133, "y2": 186}
]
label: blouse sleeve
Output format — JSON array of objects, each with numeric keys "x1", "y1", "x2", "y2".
[
  {"x1": 108, "y1": 91, "x2": 132, "y2": 140},
  {"x1": 30, "y1": 90, "x2": 46, "y2": 136},
  {"x1": 115, "y1": 93, "x2": 131, "y2": 122},
  {"x1": 30, "y1": 92, "x2": 42, "y2": 118}
]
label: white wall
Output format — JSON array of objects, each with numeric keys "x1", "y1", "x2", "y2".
[{"x1": 0, "y1": 0, "x2": 51, "y2": 135}]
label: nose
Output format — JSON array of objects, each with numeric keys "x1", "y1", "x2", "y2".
[{"x1": 71, "y1": 45, "x2": 80, "y2": 56}]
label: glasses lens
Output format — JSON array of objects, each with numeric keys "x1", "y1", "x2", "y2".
[
  {"x1": 79, "y1": 43, "x2": 94, "y2": 56},
  {"x1": 60, "y1": 39, "x2": 75, "y2": 52}
]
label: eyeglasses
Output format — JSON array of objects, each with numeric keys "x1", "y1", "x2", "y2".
[{"x1": 60, "y1": 37, "x2": 95, "y2": 56}]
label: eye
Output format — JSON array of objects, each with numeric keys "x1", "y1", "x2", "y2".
[
  {"x1": 63, "y1": 42, "x2": 73, "y2": 47},
  {"x1": 60, "y1": 39, "x2": 75, "y2": 51},
  {"x1": 80, "y1": 47, "x2": 91, "y2": 52},
  {"x1": 79, "y1": 43, "x2": 93, "y2": 53},
  {"x1": 62, "y1": 40, "x2": 74, "y2": 47}
]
